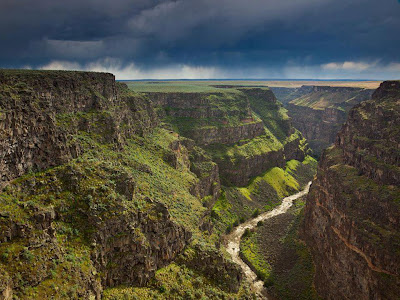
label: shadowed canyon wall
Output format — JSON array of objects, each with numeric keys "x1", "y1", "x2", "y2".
[
  {"x1": 302, "y1": 81, "x2": 400, "y2": 299},
  {"x1": 272, "y1": 85, "x2": 373, "y2": 156}
]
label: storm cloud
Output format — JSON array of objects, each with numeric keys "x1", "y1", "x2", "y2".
[{"x1": 1, "y1": 0, "x2": 399, "y2": 79}]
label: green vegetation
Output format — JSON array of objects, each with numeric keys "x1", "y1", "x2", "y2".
[
  {"x1": 103, "y1": 263, "x2": 253, "y2": 299},
  {"x1": 126, "y1": 80, "x2": 270, "y2": 93},
  {"x1": 246, "y1": 90, "x2": 291, "y2": 141},
  {"x1": 211, "y1": 156, "x2": 317, "y2": 233},
  {"x1": 289, "y1": 87, "x2": 372, "y2": 110},
  {"x1": 0, "y1": 125, "x2": 208, "y2": 297},
  {"x1": 241, "y1": 231, "x2": 271, "y2": 281},
  {"x1": 0, "y1": 79, "x2": 240, "y2": 298},
  {"x1": 206, "y1": 131, "x2": 283, "y2": 162},
  {"x1": 162, "y1": 91, "x2": 262, "y2": 138},
  {"x1": 0, "y1": 72, "x2": 321, "y2": 299},
  {"x1": 240, "y1": 199, "x2": 319, "y2": 300}
]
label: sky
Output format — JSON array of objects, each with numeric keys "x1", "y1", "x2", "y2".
[{"x1": 1, "y1": 0, "x2": 399, "y2": 79}]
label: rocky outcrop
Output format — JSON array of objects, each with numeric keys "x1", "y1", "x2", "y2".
[
  {"x1": 0, "y1": 70, "x2": 115, "y2": 188},
  {"x1": 302, "y1": 81, "x2": 400, "y2": 299},
  {"x1": 92, "y1": 199, "x2": 191, "y2": 288},
  {"x1": 216, "y1": 148, "x2": 285, "y2": 186},
  {"x1": 190, "y1": 121, "x2": 265, "y2": 146},
  {"x1": 183, "y1": 141, "x2": 221, "y2": 204},
  {"x1": 272, "y1": 85, "x2": 373, "y2": 156},
  {"x1": 211, "y1": 135, "x2": 306, "y2": 186},
  {"x1": 0, "y1": 201, "x2": 102, "y2": 299},
  {"x1": 179, "y1": 244, "x2": 243, "y2": 293},
  {"x1": 0, "y1": 160, "x2": 191, "y2": 299},
  {"x1": 149, "y1": 91, "x2": 266, "y2": 146},
  {"x1": 336, "y1": 81, "x2": 400, "y2": 185},
  {"x1": 0, "y1": 70, "x2": 158, "y2": 189}
]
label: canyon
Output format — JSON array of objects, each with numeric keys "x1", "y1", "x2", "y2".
[
  {"x1": 271, "y1": 85, "x2": 374, "y2": 156},
  {"x1": 0, "y1": 71, "x2": 398, "y2": 300},
  {"x1": 0, "y1": 71, "x2": 314, "y2": 299}
]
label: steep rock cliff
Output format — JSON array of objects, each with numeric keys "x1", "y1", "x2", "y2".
[
  {"x1": 286, "y1": 104, "x2": 347, "y2": 156},
  {"x1": 152, "y1": 88, "x2": 308, "y2": 186},
  {"x1": 0, "y1": 70, "x2": 158, "y2": 189},
  {"x1": 0, "y1": 70, "x2": 242, "y2": 299},
  {"x1": 272, "y1": 85, "x2": 373, "y2": 156},
  {"x1": 302, "y1": 81, "x2": 400, "y2": 299},
  {"x1": 149, "y1": 91, "x2": 266, "y2": 145}
]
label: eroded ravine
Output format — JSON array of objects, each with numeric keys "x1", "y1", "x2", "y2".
[{"x1": 224, "y1": 182, "x2": 312, "y2": 299}]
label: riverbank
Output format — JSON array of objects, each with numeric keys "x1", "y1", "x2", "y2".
[{"x1": 224, "y1": 182, "x2": 312, "y2": 299}]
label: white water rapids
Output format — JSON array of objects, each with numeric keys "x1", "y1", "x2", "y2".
[{"x1": 224, "y1": 182, "x2": 312, "y2": 299}]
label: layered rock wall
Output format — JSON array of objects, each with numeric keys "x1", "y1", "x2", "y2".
[
  {"x1": 214, "y1": 136, "x2": 306, "y2": 186},
  {"x1": 302, "y1": 81, "x2": 400, "y2": 299},
  {"x1": 153, "y1": 88, "x2": 308, "y2": 186},
  {"x1": 0, "y1": 71, "x2": 159, "y2": 189},
  {"x1": 272, "y1": 85, "x2": 373, "y2": 156}
]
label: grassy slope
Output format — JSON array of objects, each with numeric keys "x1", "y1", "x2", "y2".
[
  {"x1": 0, "y1": 83, "x2": 252, "y2": 298},
  {"x1": 0, "y1": 126, "x2": 210, "y2": 298},
  {"x1": 240, "y1": 198, "x2": 319, "y2": 300},
  {"x1": 212, "y1": 156, "x2": 317, "y2": 234},
  {"x1": 103, "y1": 263, "x2": 251, "y2": 300}
]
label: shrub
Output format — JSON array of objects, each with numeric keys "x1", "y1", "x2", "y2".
[
  {"x1": 264, "y1": 277, "x2": 274, "y2": 287},
  {"x1": 1, "y1": 249, "x2": 9, "y2": 262},
  {"x1": 210, "y1": 209, "x2": 218, "y2": 219},
  {"x1": 256, "y1": 270, "x2": 265, "y2": 281},
  {"x1": 257, "y1": 221, "x2": 263, "y2": 227},
  {"x1": 242, "y1": 228, "x2": 251, "y2": 238},
  {"x1": 22, "y1": 248, "x2": 34, "y2": 262},
  {"x1": 252, "y1": 209, "x2": 260, "y2": 218}
]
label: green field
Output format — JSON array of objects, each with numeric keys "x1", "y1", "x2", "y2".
[
  {"x1": 124, "y1": 80, "x2": 382, "y2": 93},
  {"x1": 124, "y1": 80, "x2": 271, "y2": 93}
]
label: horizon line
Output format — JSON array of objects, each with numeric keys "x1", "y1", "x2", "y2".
[{"x1": 118, "y1": 78, "x2": 383, "y2": 82}]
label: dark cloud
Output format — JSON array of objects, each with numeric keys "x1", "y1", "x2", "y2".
[{"x1": 0, "y1": 0, "x2": 399, "y2": 78}]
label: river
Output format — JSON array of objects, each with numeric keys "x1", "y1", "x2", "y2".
[{"x1": 224, "y1": 182, "x2": 312, "y2": 299}]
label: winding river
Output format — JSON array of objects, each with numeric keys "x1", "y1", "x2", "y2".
[{"x1": 224, "y1": 182, "x2": 312, "y2": 299}]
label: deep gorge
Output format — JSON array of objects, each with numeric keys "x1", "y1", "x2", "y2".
[{"x1": 0, "y1": 70, "x2": 398, "y2": 300}]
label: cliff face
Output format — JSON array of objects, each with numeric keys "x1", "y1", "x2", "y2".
[
  {"x1": 286, "y1": 104, "x2": 347, "y2": 156},
  {"x1": 0, "y1": 169, "x2": 190, "y2": 298},
  {"x1": 208, "y1": 137, "x2": 306, "y2": 187},
  {"x1": 0, "y1": 71, "x2": 114, "y2": 188},
  {"x1": 272, "y1": 85, "x2": 373, "y2": 156},
  {"x1": 0, "y1": 70, "x2": 158, "y2": 189},
  {"x1": 154, "y1": 88, "x2": 308, "y2": 186},
  {"x1": 149, "y1": 91, "x2": 266, "y2": 146},
  {"x1": 0, "y1": 71, "x2": 241, "y2": 299},
  {"x1": 302, "y1": 81, "x2": 400, "y2": 299}
]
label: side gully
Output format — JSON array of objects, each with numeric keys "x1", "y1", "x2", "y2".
[{"x1": 224, "y1": 182, "x2": 312, "y2": 299}]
